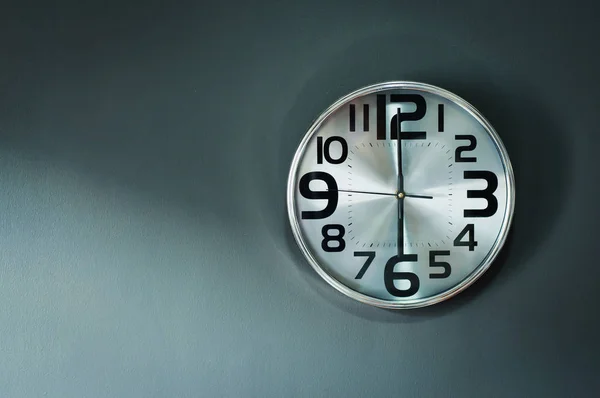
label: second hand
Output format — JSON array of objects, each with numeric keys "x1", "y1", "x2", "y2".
[
  {"x1": 331, "y1": 189, "x2": 396, "y2": 197},
  {"x1": 328, "y1": 189, "x2": 433, "y2": 199}
]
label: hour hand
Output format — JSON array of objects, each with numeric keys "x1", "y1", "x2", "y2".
[{"x1": 404, "y1": 193, "x2": 433, "y2": 199}]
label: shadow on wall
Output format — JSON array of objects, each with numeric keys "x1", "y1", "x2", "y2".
[
  {"x1": 0, "y1": 36, "x2": 252, "y2": 232},
  {"x1": 0, "y1": 23, "x2": 572, "y2": 322},
  {"x1": 245, "y1": 29, "x2": 573, "y2": 322}
]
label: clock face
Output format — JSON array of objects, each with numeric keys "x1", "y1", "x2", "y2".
[{"x1": 287, "y1": 82, "x2": 515, "y2": 309}]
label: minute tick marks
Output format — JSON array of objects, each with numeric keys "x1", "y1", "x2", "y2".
[{"x1": 288, "y1": 81, "x2": 515, "y2": 309}]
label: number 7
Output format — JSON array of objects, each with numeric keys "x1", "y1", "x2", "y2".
[{"x1": 354, "y1": 251, "x2": 376, "y2": 279}]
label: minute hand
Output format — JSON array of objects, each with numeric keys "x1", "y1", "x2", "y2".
[{"x1": 397, "y1": 108, "x2": 404, "y2": 256}]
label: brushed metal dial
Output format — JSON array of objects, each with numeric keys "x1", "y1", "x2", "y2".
[{"x1": 287, "y1": 82, "x2": 515, "y2": 309}]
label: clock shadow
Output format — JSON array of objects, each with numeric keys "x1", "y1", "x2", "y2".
[
  {"x1": 283, "y1": 220, "x2": 515, "y2": 321},
  {"x1": 250, "y1": 29, "x2": 572, "y2": 322},
  {"x1": 282, "y1": 84, "x2": 570, "y2": 322}
]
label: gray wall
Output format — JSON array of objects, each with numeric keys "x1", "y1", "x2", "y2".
[{"x1": 1, "y1": 1, "x2": 599, "y2": 396}]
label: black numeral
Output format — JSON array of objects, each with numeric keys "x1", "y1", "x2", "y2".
[
  {"x1": 429, "y1": 250, "x2": 451, "y2": 279},
  {"x1": 384, "y1": 254, "x2": 419, "y2": 297},
  {"x1": 317, "y1": 136, "x2": 348, "y2": 164},
  {"x1": 362, "y1": 104, "x2": 369, "y2": 132},
  {"x1": 349, "y1": 103, "x2": 370, "y2": 132},
  {"x1": 299, "y1": 172, "x2": 338, "y2": 219},
  {"x1": 322, "y1": 224, "x2": 345, "y2": 252},
  {"x1": 455, "y1": 135, "x2": 477, "y2": 162},
  {"x1": 349, "y1": 104, "x2": 356, "y2": 132},
  {"x1": 354, "y1": 251, "x2": 375, "y2": 279},
  {"x1": 438, "y1": 104, "x2": 444, "y2": 132},
  {"x1": 464, "y1": 171, "x2": 498, "y2": 217},
  {"x1": 453, "y1": 224, "x2": 478, "y2": 251},
  {"x1": 376, "y1": 94, "x2": 427, "y2": 140},
  {"x1": 389, "y1": 94, "x2": 427, "y2": 140},
  {"x1": 376, "y1": 94, "x2": 386, "y2": 139}
]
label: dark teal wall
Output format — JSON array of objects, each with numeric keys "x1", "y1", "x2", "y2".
[{"x1": 0, "y1": 1, "x2": 598, "y2": 396}]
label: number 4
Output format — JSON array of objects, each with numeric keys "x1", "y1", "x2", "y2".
[{"x1": 454, "y1": 224, "x2": 478, "y2": 251}]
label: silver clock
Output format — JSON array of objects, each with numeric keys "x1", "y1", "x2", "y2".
[{"x1": 287, "y1": 82, "x2": 515, "y2": 309}]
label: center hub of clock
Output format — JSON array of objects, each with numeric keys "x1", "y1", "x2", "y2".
[{"x1": 397, "y1": 192, "x2": 405, "y2": 199}]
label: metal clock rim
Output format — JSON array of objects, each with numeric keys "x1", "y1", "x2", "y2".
[{"x1": 286, "y1": 81, "x2": 516, "y2": 309}]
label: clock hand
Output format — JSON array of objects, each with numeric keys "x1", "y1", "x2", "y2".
[
  {"x1": 397, "y1": 108, "x2": 404, "y2": 257},
  {"x1": 328, "y1": 189, "x2": 396, "y2": 197},
  {"x1": 404, "y1": 194, "x2": 433, "y2": 199},
  {"x1": 327, "y1": 189, "x2": 432, "y2": 199}
]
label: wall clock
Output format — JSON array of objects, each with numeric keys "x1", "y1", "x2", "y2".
[{"x1": 287, "y1": 81, "x2": 515, "y2": 309}]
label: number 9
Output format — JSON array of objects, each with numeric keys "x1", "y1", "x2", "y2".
[{"x1": 299, "y1": 172, "x2": 339, "y2": 220}]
